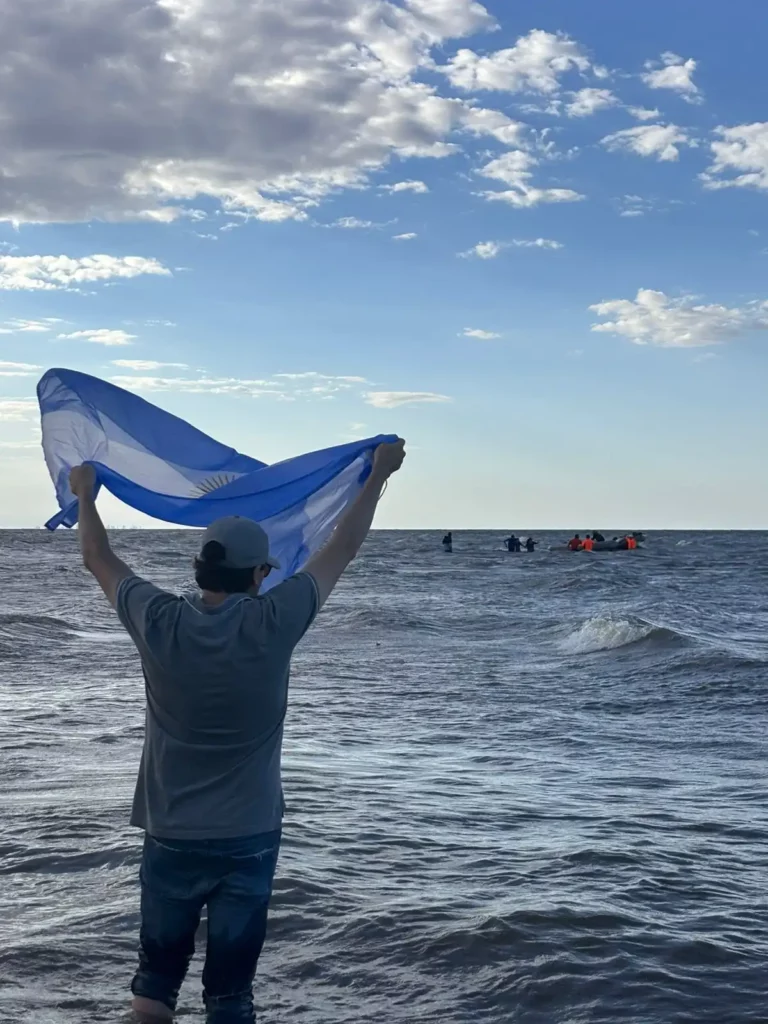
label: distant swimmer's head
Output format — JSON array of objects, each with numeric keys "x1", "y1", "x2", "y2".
[{"x1": 194, "y1": 516, "x2": 280, "y2": 595}]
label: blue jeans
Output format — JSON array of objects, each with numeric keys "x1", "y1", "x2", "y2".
[{"x1": 132, "y1": 830, "x2": 281, "y2": 1023}]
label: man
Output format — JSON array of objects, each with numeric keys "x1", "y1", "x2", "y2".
[
  {"x1": 567, "y1": 534, "x2": 581, "y2": 551},
  {"x1": 524, "y1": 537, "x2": 536, "y2": 553},
  {"x1": 68, "y1": 438, "x2": 406, "y2": 1024},
  {"x1": 581, "y1": 534, "x2": 594, "y2": 552}
]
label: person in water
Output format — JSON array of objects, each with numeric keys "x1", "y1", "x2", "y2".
[
  {"x1": 68, "y1": 439, "x2": 407, "y2": 1024},
  {"x1": 442, "y1": 531, "x2": 453, "y2": 552},
  {"x1": 581, "y1": 534, "x2": 594, "y2": 552},
  {"x1": 525, "y1": 537, "x2": 536, "y2": 552},
  {"x1": 567, "y1": 534, "x2": 581, "y2": 551},
  {"x1": 505, "y1": 534, "x2": 521, "y2": 552},
  {"x1": 592, "y1": 531, "x2": 605, "y2": 543}
]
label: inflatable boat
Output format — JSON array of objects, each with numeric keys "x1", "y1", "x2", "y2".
[{"x1": 549, "y1": 537, "x2": 645, "y2": 553}]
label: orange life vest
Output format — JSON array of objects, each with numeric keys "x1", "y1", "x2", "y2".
[
  {"x1": 582, "y1": 537, "x2": 594, "y2": 551},
  {"x1": 626, "y1": 536, "x2": 637, "y2": 550}
]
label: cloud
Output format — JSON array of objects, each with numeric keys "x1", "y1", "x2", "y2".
[
  {"x1": 0, "y1": 440, "x2": 39, "y2": 449},
  {"x1": 511, "y1": 237, "x2": 563, "y2": 250},
  {"x1": 442, "y1": 29, "x2": 590, "y2": 94},
  {"x1": 460, "y1": 240, "x2": 505, "y2": 259},
  {"x1": 566, "y1": 88, "x2": 618, "y2": 118},
  {"x1": 642, "y1": 52, "x2": 701, "y2": 103},
  {"x1": 478, "y1": 149, "x2": 585, "y2": 207},
  {"x1": 701, "y1": 123, "x2": 768, "y2": 193},
  {"x1": 380, "y1": 180, "x2": 429, "y2": 194},
  {"x1": 365, "y1": 390, "x2": 451, "y2": 408},
  {"x1": 0, "y1": 399, "x2": 38, "y2": 421},
  {"x1": 0, "y1": 254, "x2": 170, "y2": 291},
  {"x1": 332, "y1": 217, "x2": 379, "y2": 230},
  {"x1": 0, "y1": 0, "x2": 525, "y2": 225},
  {"x1": 628, "y1": 106, "x2": 661, "y2": 122},
  {"x1": 111, "y1": 375, "x2": 284, "y2": 397},
  {"x1": 393, "y1": 232, "x2": 417, "y2": 241},
  {"x1": 274, "y1": 371, "x2": 369, "y2": 384},
  {"x1": 601, "y1": 123, "x2": 693, "y2": 162},
  {"x1": 58, "y1": 328, "x2": 136, "y2": 346},
  {"x1": 0, "y1": 317, "x2": 63, "y2": 334},
  {"x1": 589, "y1": 288, "x2": 768, "y2": 347},
  {"x1": 462, "y1": 327, "x2": 501, "y2": 339},
  {"x1": 111, "y1": 369, "x2": 379, "y2": 401},
  {"x1": 460, "y1": 237, "x2": 562, "y2": 258},
  {"x1": 617, "y1": 194, "x2": 654, "y2": 217},
  {"x1": 0, "y1": 361, "x2": 42, "y2": 377},
  {"x1": 111, "y1": 360, "x2": 188, "y2": 371}
]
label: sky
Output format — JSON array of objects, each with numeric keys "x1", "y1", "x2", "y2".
[{"x1": 0, "y1": 0, "x2": 767, "y2": 529}]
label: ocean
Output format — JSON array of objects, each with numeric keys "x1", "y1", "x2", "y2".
[{"x1": 1, "y1": 529, "x2": 766, "y2": 1023}]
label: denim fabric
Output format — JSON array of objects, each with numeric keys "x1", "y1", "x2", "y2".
[{"x1": 132, "y1": 830, "x2": 281, "y2": 1023}]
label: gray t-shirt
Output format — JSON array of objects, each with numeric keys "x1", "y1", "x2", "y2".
[{"x1": 115, "y1": 572, "x2": 318, "y2": 839}]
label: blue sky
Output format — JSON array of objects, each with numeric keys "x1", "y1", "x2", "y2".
[{"x1": 0, "y1": 0, "x2": 766, "y2": 528}]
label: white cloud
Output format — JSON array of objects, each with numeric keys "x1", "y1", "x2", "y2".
[
  {"x1": 380, "y1": 180, "x2": 429, "y2": 194},
  {"x1": 111, "y1": 375, "x2": 284, "y2": 397},
  {"x1": 628, "y1": 106, "x2": 661, "y2": 122},
  {"x1": 590, "y1": 288, "x2": 768, "y2": 348},
  {"x1": 274, "y1": 372, "x2": 369, "y2": 385},
  {"x1": 0, "y1": 254, "x2": 170, "y2": 291},
  {"x1": 0, "y1": 361, "x2": 41, "y2": 376},
  {"x1": 460, "y1": 240, "x2": 505, "y2": 259},
  {"x1": 111, "y1": 360, "x2": 189, "y2": 371},
  {"x1": 0, "y1": 399, "x2": 37, "y2": 421},
  {"x1": 478, "y1": 149, "x2": 585, "y2": 207},
  {"x1": 0, "y1": 317, "x2": 63, "y2": 334},
  {"x1": 443, "y1": 29, "x2": 590, "y2": 94},
  {"x1": 0, "y1": 0, "x2": 523, "y2": 225},
  {"x1": 365, "y1": 390, "x2": 451, "y2": 408},
  {"x1": 462, "y1": 327, "x2": 501, "y2": 340},
  {"x1": 566, "y1": 88, "x2": 617, "y2": 118},
  {"x1": 145, "y1": 319, "x2": 177, "y2": 328},
  {"x1": 601, "y1": 123, "x2": 693, "y2": 162},
  {"x1": 332, "y1": 217, "x2": 378, "y2": 230},
  {"x1": 701, "y1": 123, "x2": 768, "y2": 193},
  {"x1": 58, "y1": 328, "x2": 136, "y2": 346},
  {"x1": 111, "y1": 369, "x2": 373, "y2": 400},
  {"x1": 393, "y1": 232, "x2": 417, "y2": 241},
  {"x1": 642, "y1": 52, "x2": 701, "y2": 103},
  {"x1": 460, "y1": 237, "x2": 562, "y2": 258},
  {"x1": 617, "y1": 194, "x2": 654, "y2": 217},
  {"x1": 512, "y1": 237, "x2": 563, "y2": 249}
]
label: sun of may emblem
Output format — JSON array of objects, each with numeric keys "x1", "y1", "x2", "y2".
[{"x1": 191, "y1": 473, "x2": 237, "y2": 497}]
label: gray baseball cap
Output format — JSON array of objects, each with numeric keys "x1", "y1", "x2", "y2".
[{"x1": 200, "y1": 516, "x2": 281, "y2": 570}]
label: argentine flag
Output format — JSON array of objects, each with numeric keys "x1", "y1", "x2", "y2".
[{"x1": 38, "y1": 369, "x2": 394, "y2": 588}]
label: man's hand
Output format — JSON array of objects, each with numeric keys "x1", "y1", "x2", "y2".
[
  {"x1": 304, "y1": 437, "x2": 406, "y2": 609},
  {"x1": 372, "y1": 439, "x2": 406, "y2": 479},
  {"x1": 71, "y1": 461, "x2": 133, "y2": 607},
  {"x1": 70, "y1": 464, "x2": 97, "y2": 499}
]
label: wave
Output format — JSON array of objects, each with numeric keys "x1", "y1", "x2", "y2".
[
  {"x1": 559, "y1": 616, "x2": 682, "y2": 654},
  {"x1": 0, "y1": 613, "x2": 79, "y2": 639}
]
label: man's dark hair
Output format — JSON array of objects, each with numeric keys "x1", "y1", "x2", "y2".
[{"x1": 194, "y1": 540, "x2": 257, "y2": 594}]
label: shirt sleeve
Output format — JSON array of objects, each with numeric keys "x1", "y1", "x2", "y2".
[
  {"x1": 115, "y1": 575, "x2": 174, "y2": 649},
  {"x1": 260, "y1": 572, "x2": 319, "y2": 648}
]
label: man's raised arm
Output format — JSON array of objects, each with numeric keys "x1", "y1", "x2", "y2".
[
  {"x1": 69, "y1": 464, "x2": 134, "y2": 608},
  {"x1": 303, "y1": 439, "x2": 406, "y2": 608}
]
